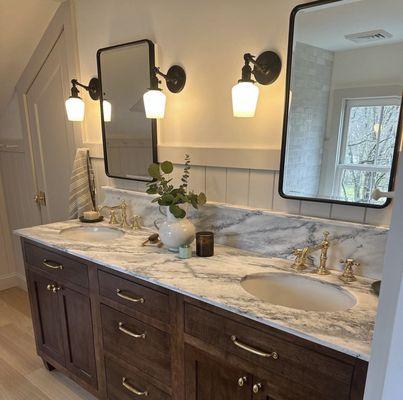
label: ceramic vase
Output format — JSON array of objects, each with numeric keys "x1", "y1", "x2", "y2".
[{"x1": 155, "y1": 206, "x2": 196, "y2": 252}]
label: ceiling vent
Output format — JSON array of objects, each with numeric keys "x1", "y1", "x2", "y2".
[{"x1": 345, "y1": 29, "x2": 393, "y2": 44}]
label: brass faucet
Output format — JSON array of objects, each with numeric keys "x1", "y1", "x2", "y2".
[
  {"x1": 291, "y1": 231, "x2": 332, "y2": 274},
  {"x1": 291, "y1": 247, "x2": 314, "y2": 272},
  {"x1": 339, "y1": 258, "x2": 360, "y2": 283},
  {"x1": 315, "y1": 231, "x2": 331, "y2": 275},
  {"x1": 98, "y1": 200, "x2": 142, "y2": 230}
]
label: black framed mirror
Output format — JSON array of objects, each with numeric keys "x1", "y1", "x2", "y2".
[
  {"x1": 280, "y1": 0, "x2": 403, "y2": 208},
  {"x1": 97, "y1": 39, "x2": 157, "y2": 182}
]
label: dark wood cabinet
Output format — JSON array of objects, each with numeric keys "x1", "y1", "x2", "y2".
[
  {"x1": 185, "y1": 346, "x2": 252, "y2": 400},
  {"x1": 60, "y1": 286, "x2": 97, "y2": 387},
  {"x1": 27, "y1": 270, "x2": 66, "y2": 366},
  {"x1": 24, "y1": 242, "x2": 97, "y2": 392},
  {"x1": 22, "y1": 239, "x2": 368, "y2": 400}
]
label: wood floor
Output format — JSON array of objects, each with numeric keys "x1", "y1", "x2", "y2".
[{"x1": 0, "y1": 287, "x2": 97, "y2": 400}]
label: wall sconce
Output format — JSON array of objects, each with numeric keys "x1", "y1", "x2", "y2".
[
  {"x1": 65, "y1": 78, "x2": 112, "y2": 122},
  {"x1": 143, "y1": 65, "x2": 186, "y2": 119},
  {"x1": 232, "y1": 51, "x2": 281, "y2": 117}
]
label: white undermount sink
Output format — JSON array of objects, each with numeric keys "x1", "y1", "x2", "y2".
[
  {"x1": 241, "y1": 272, "x2": 356, "y2": 312},
  {"x1": 60, "y1": 226, "x2": 125, "y2": 242}
]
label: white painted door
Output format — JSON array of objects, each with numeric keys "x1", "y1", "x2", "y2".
[{"x1": 26, "y1": 31, "x2": 76, "y2": 224}]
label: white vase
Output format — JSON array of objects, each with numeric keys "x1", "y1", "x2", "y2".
[{"x1": 155, "y1": 206, "x2": 196, "y2": 252}]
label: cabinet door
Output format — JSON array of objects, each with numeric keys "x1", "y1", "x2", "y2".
[
  {"x1": 251, "y1": 375, "x2": 331, "y2": 400},
  {"x1": 185, "y1": 346, "x2": 252, "y2": 400},
  {"x1": 60, "y1": 286, "x2": 97, "y2": 388},
  {"x1": 27, "y1": 270, "x2": 65, "y2": 366}
]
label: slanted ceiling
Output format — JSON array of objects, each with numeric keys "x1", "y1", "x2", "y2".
[{"x1": 0, "y1": 0, "x2": 61, "y2": 115}]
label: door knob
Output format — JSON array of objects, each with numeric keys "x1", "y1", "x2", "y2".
[
  {"x1": 34, "y1": 191, "x2": 46, "y2": 206},
  {"x1": 253, "y1": 383, "x2": 262, "y2": 394},
  {"x1": 237, "y1": 376, "x2": 247, "y2": 387}
]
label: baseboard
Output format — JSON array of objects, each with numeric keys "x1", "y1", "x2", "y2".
[
  {"x1": 15, "y1": 273, "x2": 27, "y2": 291},
  {"x1": 0, "y1": 272, "x2": 27, "y2": 291}
]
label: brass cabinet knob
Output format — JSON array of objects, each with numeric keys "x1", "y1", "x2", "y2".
[
  {"x1": 237, "y1": 376, "x2": 247, "y2": 387},
  {"x1": 46, "y1": 284, "x2": 61, "y2": 293},
  {"x1": 253, "y1": 383, "x2": 262, "y2": 394}
]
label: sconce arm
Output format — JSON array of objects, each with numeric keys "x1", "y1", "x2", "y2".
[{"x1": 70, "y1": 78, "x2": 101, "y2": 100}]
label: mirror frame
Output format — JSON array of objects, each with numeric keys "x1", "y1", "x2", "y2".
[
  {"x1": 279, "y1": 0, "x2": 402, "y2": 209},
  {"x1": 96, "y1": 39, "x2": 158, "y2": 182}
]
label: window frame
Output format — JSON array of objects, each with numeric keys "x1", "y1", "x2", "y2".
[{"x1": 332, "y1": 96, "x2": 401, "y2": 204}]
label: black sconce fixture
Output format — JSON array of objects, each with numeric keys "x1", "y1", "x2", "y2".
[
  {"x1": 232, "y1": 51, "x2": 281, "y2": 117},
  {"x1": 65, "y1": 77, "x2": 111, "y2": 122},
  {"x1": 143, "y1": 65, "x2": 187, "y2": 119}
]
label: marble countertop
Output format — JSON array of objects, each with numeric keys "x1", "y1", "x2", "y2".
[{"x1": 15, "y1": 220, "x2": 378, "y2": 361}]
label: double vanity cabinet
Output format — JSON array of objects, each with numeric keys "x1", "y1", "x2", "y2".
[{"x1": 21, "y1": 237, "x2": 368, "y2": 400}]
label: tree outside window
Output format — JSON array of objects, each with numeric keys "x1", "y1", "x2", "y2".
[{"x1": 333, "y1": 97, "x2": 401, "y2": 204}]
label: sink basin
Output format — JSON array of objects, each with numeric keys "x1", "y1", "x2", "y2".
[
  {"x1": 60, "y1": 226, "x2": 125, "y2": 242},
  {"x1": 240, "y1": 272, "x2": 356, "y2": 312}
]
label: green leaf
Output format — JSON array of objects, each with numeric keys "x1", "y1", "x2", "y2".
[
  {"x1": 160, "y1": 161, "x2": 174, "y2": 174},
  {"x1": 198, "y1": 192, "x2": 207, "y2": 205},
  {"x1": 159, "y1": 193, "x2": 174, "y2": 206},
  {"x1": 148, "y1": 163, "x2": 160, "y2": 179},
  {"x1": 169, "y1": 204, "x2": 186, "y2": 218},
  {"x1": 146, "y1": 186, "x2": 157, "y2": 194}
]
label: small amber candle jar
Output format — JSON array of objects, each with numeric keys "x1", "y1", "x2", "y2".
[{"x1": 196, "y1": 231, "x2": 214, "y2": 257}]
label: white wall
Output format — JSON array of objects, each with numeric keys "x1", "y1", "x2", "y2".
[
  {"x1": 332, "y1": 42, "x2": 403, "y2": 89},
  {"x1": 0, "y1": 92, "x2": 24, "y2": 140},
  {"x1": 72, "y1": 0, "x2": 393, "y2": 227},
  {"x1": 0, "y1": 158, "x2": 17, "y2": 289},
  {"x1": 74, "y1": 0, "x2": 297, "y2": 149}
]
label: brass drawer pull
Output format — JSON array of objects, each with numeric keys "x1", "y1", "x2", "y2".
[
  {"x1": 122, "y1": 377, "x2": 148, "y2": 396},
  {"x1": 43, "y1": 259, "x2": 63, "y2": 270},
  {"x1": 118, "y1": 322, "x2": 146, "y2": 339},
  {"x1": 230, "y1": 335, "x2": 279, "y2": 360},
  {"x1": 116, "y1": 289, "x2": 145, "y2": 303}
]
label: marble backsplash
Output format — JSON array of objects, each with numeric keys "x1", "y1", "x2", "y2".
[{"x1": 101, "y1": 186, "x2": 388, "y2": 279}]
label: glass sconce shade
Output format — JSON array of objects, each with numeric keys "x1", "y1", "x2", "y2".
[
  {"x1": 103, "y1": 100, "x2": 112, "y2": 122},
  {"x1": 65, "y1": 96, "x2": 85, "y2": 121},
  {"x1": 232, "y1": 81, "x2": 260, "y2": 118},
  {"x1": 143, "y1": 89, "x2": 166, "y2": 119}
]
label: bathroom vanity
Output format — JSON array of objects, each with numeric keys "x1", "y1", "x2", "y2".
[{"x1": 16, "y1": 221, "x2": 377, "y2": 400}]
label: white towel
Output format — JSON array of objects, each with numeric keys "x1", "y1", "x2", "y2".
[{"x1": 68, "y1": 148, "x2": 96, "y2": 219}]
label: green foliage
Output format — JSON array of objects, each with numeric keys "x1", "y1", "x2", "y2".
[{"x1": 146, "y1": 155, "x2": 207, "y2": 218}]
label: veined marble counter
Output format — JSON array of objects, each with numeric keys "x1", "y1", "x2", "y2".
[{"x1": 15, "y1": 220, "x2": 378, "y2": 361}]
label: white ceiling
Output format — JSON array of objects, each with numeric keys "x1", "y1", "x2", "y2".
[
  {"x1": 296, "y1": 0, "x2": 403, "y2": 52},
  {"x1": 0, "y1": 0, "x2": 60, "y2": 115}
]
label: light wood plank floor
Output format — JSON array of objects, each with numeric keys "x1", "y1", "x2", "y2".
[{"x1": 0, "y1": 287, "x2": 97, "y2": 400}]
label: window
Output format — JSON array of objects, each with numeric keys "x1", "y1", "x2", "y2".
[{"x1": 333, "y1": 96, "x2": 400, "y2": 204}]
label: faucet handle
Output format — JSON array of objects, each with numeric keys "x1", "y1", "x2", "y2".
[
  {"x1": 339, "y1": 258, "x2": 360, "y2": 283},
  {"x1": 130, "y1": 215, "x2": 142, "y2": 230},
  {"x1": 109, "y1": 209, "x2": 118, "y2": 225}
]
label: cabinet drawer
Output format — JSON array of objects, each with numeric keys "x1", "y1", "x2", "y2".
[
  {"x1": 101, "y1": 304, "x2": 171, "y2": 385},
  {"x1": 184, "y1": 303, "x2": 354, "y2": 399},
  {"x1": 24, "y1": 243, "x2": 88, "y2": 288},
  {"x1": 105, "y1": 357, "x2": 170, "y2": 400},
  {"x1": 98, "y1": 270, "x2": 170, "y2": 323}
]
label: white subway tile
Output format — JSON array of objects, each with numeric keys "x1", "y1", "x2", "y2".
[
  {"x1": 300, "y1": 201, "x2": 331, "y2": 219},
  {"x1": 331, "y1": 204, "x2": 365, "y2": 223},
  {"x1": 365, "y1": 205, "x2": 393, "y2": 227}
]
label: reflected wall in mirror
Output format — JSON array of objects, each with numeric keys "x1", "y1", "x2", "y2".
[
  {"x1": 280, "y1": 0, "x2": 403, "y2": 208},
  {"x1": 97, "y1": 39, "x2": 157, "y2": 181}
]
